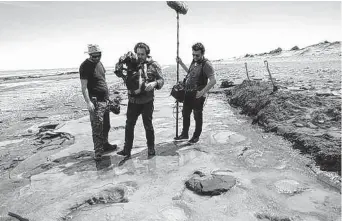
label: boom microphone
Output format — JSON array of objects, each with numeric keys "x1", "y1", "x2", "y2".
[{"x1": 166, "y1": 1, "x2": 188, "y2": 15}]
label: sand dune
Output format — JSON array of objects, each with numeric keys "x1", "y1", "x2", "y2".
[{"x1": 234, "y1": 41, "x2": 341, "y2": 61}]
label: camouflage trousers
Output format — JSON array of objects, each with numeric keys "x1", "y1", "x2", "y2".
[{"x1": 89, "y1": 99, "x2": 110, "y2": 153}]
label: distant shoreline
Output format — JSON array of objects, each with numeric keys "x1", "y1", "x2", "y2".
[
  {"x1": 0, "y1": 71, "x2": 79, "y2": 81},
  {"x1": 0, "y1": 67, "x2": 115, "y2": 81}
]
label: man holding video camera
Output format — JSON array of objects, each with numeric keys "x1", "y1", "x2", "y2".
[{"x1": 115, "y1": 42, "x2": 164, "y2": 158}]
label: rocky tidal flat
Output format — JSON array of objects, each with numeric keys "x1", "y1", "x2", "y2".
[{"x1": 0, "y1": 53, "x2": 341, "y2": 220}]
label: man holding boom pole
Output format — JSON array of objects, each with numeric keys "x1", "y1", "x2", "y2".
[{"x1": 175, "y1": 43, "x2": 216, "y2": 143}]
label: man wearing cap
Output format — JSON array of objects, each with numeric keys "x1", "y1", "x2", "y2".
[
  {"x1": 116, "y1": 42, "x2": 164, "y2": 159},
  {"x1": 79, "y1": 44, "x2": 117, "y2": 160}
]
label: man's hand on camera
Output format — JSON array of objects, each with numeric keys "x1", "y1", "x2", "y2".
[{"x1": 145, "y1": 82, "x2": 157, "y2": 91}]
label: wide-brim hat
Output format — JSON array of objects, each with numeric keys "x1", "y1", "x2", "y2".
[{"x1": 85, "y1": 44, "x2": 102, "y2": 54}]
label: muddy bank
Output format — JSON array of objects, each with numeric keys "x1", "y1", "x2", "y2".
[{"x1": 225, "y1": 80, "x2": 341, "y2": 175}]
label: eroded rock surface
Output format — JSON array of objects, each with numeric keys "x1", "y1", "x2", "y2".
[
  {"x1": 63, "y1": 185, "x2": 131, "y2": 220},
  {"x1": 0, "y1": 78, "x2": 340, "y2": 221},
  {"x1": 185, "y1": 170, "x2": 236, "y2": 196}
]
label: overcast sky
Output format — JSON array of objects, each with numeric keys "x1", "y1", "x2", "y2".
[{"x1": 0, "y1": 1, "x2": 340, "y2": 70}]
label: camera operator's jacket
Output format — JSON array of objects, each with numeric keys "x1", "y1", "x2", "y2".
[{"x1": 128, "y1": 57, "x2": 164, "y2": 104}]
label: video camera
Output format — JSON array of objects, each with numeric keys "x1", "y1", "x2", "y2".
[{"x1": 114, "y1": 51, "x2": 147, "y2": 96}]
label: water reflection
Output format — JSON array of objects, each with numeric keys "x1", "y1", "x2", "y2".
[
  {"x1": 93, "y1": 141, "x2": 206, "y2": 176},
  {"x1": 95, "y1": 156, "x2": 112, "y2": 170},
  {"x1": 178, "y1": 149, "x2": 203, "y2": 167}
]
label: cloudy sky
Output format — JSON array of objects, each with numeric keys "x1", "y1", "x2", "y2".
[{"x1": 0, "y1": 1, "x2": 340, "y2": 70}]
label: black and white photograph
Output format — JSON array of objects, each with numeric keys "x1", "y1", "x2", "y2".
[{"x1": 0, "y1": 1, "x2": 341, "y2": 220}]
